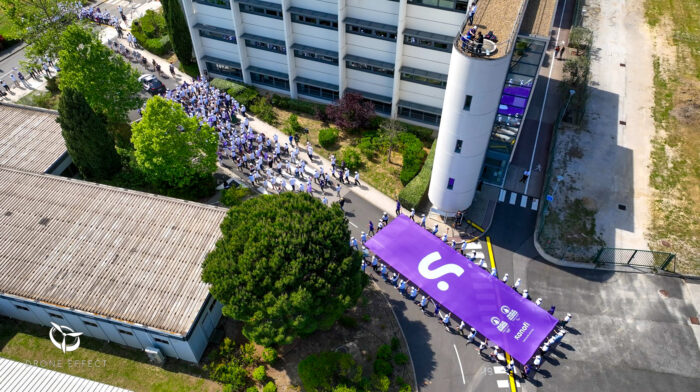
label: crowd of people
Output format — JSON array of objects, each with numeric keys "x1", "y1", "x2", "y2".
[{"x1": 358, "y1": 213, "x2": 572, "y2": 382}]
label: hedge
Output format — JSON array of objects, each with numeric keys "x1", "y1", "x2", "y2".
[
  {"x1": 398, "y1": 139, "x2": 437, "y2": 209},
  {"x1": 209, "y1": 78, "x2": 259, "y2": 107},
  {"x1": 399, "y1": 133, "x2": 427, "y2": 185},
  {"x1": 271, "y1": 94, "x2": 325, "y2": 116}
]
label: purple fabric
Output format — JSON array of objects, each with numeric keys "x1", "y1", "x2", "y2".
[
  {"x1": 503, "y1": 86, "x2": 532, "y2": 98},
  {"x1": 500, "y1": 95, "x2": 528, "y2": 108},
  {"x1": 498, "y1": 106, "x2": 525, "y2": 117},
  {"x1": 365, "y1": 215, "x2": 558, "y2": 364}
]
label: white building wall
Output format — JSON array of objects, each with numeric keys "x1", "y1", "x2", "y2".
[
  {"x1": 404, "y1": 6, "x2": 463, "y2": 36},
  {"x1": 193, "y1": 3, "x2": 235, "y2": 28},
  {"x1": 429, "y1": 48, "x2": 512, "y2": 212},
  {"x1": 0, "y1": 295, "x2": 221, "y2": 364},
  {"x1": 292, "y1": 24, "x2": 338, "y2": 51},
  {"x1": 345, "y1": 34, "x2": 396, "y2": 63},
  {"x1": 241, "y1": 14, "x2": 286, "y2": 40},
  {"x1": 246, "y1": 49, "x2": 289, "y2": 73},
  {"x1": 398, "y1": 81, "x2": 444, "y2": 108},
  {"x1": 292, "y1": 0, "x2": 338, "y2": 14},
  {"x1": 346, "y1": 69, "x2": 393, "y2": 97},
  {"x1": 345, "y1": 0, "x2": 399, "y2": 25},
  {"x1": 200, "y1": 39, "x2": 240, "y2": 62},
  {"x1": 295, "y1": 59, "x2": 338, "y2": 84},
  {"x1": 400, "y1": 45, "x2": 451, "y2": 73}
]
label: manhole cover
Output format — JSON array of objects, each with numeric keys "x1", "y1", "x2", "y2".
[
  {"x1": 659, "y1": 290, "x2": 669, "y2": 298},
  {"x1": 691, "y1": 317, "x2": 699, "y2": 325},
  {"x1": 661, "y1": 240, "x2": 671, "y2": 247}
]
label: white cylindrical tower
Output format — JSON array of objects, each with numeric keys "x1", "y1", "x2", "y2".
[{"x1": 428, "y1": 43, "x2": 511, "y2": 213}]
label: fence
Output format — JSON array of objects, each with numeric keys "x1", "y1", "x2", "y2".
[{"x1": 593, "y1": 248, "x2": 676, "y2": 272}]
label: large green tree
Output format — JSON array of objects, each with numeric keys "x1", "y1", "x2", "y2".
[
  {"x1": 56, "y1": 87, "x2": 122, "y2": 180},
  {"x1": 131, "y1": 96, "x2": 218, "y2": 189},
  {"x1": 58, "y1": 24, "x2": 142, "y2": 124},
  {"x1": 202, "y1": 192, "x2": 366, "y2": 347},
  {"x1": 0, "y1": 0, "x2": 79, "y2": 60},
  {"x1": 161, "y1": 0, "x2": 194, "y2": 65}
]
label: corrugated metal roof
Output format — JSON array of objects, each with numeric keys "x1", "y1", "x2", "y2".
[
  {"x1": 0, "y1": 167, "x2": 228, "y2": 335},
  {"x1": 0, "y1": 104, "x2": 67, "y2": 173},
  {"x1": 0, "y1": 357, "x2": 132, "y2": 391}
]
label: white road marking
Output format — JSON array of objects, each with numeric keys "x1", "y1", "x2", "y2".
[
  {"x1": 509, "y1": 192, "x2": 517, "y2": 205},
  {"x1": 493, "y1": 366, "x2": 506, "y2": 374},
  {"x1": 453, "y1": 344, "x2": 466, "y2": 385},
  {"x1": 497, "y1": 379, "x2": 510, "y2": 388},
  {"x1": 524, "y1": 0, "x2": 570, "y2": 195},
  {"x1": 520, "y1": 195, "x2": 528, "y2": 208},
  {"x1": 531, "y1": 198, "x2": 539, "y2": 210},
  {"x1": 498, "y1": 189, "x2": 506, "y2": 202},
  {"x1": 349, "y1": 221, "x2": 358, "y2": 228}
]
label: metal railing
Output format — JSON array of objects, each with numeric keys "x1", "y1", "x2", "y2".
[{"x1": 593, "y1": 248, "x2": 676, "y2": 272}]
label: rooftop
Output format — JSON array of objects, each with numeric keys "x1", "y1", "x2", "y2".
[
  {"x1": 519, "y1": 0, "x2": 558, "y2": 37},
  {"x1": 0, "y1": 103, "x2": 67, "y2": 173},
  {"x1": 457, "y1": 0, "x2": 529, "y2": 59},
  {"x1": 0, "y1": 167, "x2": 228, "y2": 335}
]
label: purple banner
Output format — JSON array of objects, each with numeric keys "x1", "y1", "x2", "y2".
[{"x1": 365, "y1": 215, "x2": 558, "y2": 364}]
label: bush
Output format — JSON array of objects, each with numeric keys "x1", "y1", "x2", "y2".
[
  {"x1": 390, "y1": 337, "x2": 400, "y2": 351},
  {"x1": 132, "y1": 10, "x2": 171, "y2": 55},
  {"x1": 231, "y1": 86, "x2": 260, "y2": 108},
  {"x1": 399, "y1": 133, "x2": 427, "y2": 185},
  {"x1": 376, "y1": 345, "x2": 392, "y2": 361},
  {"x1": 340, "y1": 147, "x2": 362, "y2": 172},
  {"x1": 298, "y1": 352, "x2": 363, "y2": 392},
  {"x1": 357, "y1": 137, "x2": 376, "y2": 159},
  {"x1": 318, "y1": 128, "x2": 338, "y2": 148},
  {"x1": 403, "y1": 123, "x2": 434, "y2": 143},
  {"x1": 283, "y1": 113, "x2": 304, "y2": 136},
  {"x1": 246, "y1": 387, "x2": 258, "y2": 392},
  {"x1": 325, "y1": 93, "x2": 375, "y2": 133},
  {"x1": 46, "y1": 76, "x2": 60, "y2": 94},
  {"x1": 179, "y1": 61, "x2": 199, "y2": 78},
  {"x1": 398, "y1": 139, "x2": 437, "y2": 209},
  {"x1": 393, "y1": 352, "x2": 409, "y2": 365},
  {"x1": 261, "y1": 347, "x2": 278, "y2": 363},
  {"x1": 263, "y1": 381, "x2": 277, "y2": 392},
  {"x1": 221, "y1": 185, "x2": 251, "y2": 207},
  {"x1": 370, "y1": 374, "x2": 390, "y2": 392},
  {"x1": 239, "y1": 342, "x2": 258, "y2": 366},
  {"x1": 252, "y1": 366, "x2": 266, "y2": 382},
  {"x1": 373, "y1": 358, "x2": 393, "y2": 377},
  {"x1": 143, "y1": 36, "x2": 171, "y2": 55},
  {"x1": 211, "y1": 78, "x2": 242, "y2": 92},
  {"x1": 271, "y1": 95, "x2": 324, "y2": 115},
  {"x1": 209, "y1": 361, "x2": 248, "y2": 390},
  {"x1": 251, "y1": 97, "x2": 277, "y2": 125},
  {"x1": 338, "y1": 314, "x2": 358, "y2": 329}
]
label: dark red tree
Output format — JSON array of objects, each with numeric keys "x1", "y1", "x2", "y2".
[{"x1": 324, "y1": 92, "x2": 376, "y2": 133}]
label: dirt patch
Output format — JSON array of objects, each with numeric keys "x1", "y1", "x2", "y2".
[{"x1": 213, "y1": 284, "x2": 415, "y2": 392}]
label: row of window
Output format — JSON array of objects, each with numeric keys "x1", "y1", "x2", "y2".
[
  {"x1": 13, "y1": 304, "x2": 171, "y2": 344},
  {"x1": 401, "y1": 70, "x2": 447, "y2": 89},
  {"x1": 193, "y1": 0, "x2": 230, "y2": 9},
  {"x1": 245, "y1": 39, "x2": 286, "y2": 54},
  {"x1": 297, "y1": 83, "x2": 339, "y2": 101},
  {"x1": 206, "y1": 61, "x2": 243, "y2": 80},
  {"x1": 291, "y1": 13, "x2": 338, "y2": 30},
  {"x1": 398, "y1": 105, "x2": 441, "y2": 125},
  {"x1": 403, "y1": 34, "x2": 451, "y2": 53},
  {"x1": 346, "y1": 24, "x2": 397, "y2": 42},
  {"x1": 294, "y1": 48, "x2": 338, "y2": 66},
  {"x1": 199, "y1": 29, "x2": 236, "y2": 44},
  {"x1": 239, "y1": 3, "x2": 283, "y2": 19},
  {"x1": 251, "y1": 71, "x2": 290, "y2": 90},
  {"x1": 346, "y1": 60, "x2": 394, "y2": 77},
  {"x1": 407, "y1": 0, "x2": 470, "y2": 12}
]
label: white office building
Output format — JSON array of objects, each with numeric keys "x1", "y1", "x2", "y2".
[{"x1": 181, "y1": 0, "x2": 556, "y2": 211}]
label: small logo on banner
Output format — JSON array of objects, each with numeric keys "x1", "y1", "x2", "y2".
[
  {"x1": 490, "y1": 317, "x2": 510, "y2": 333},
  {"x1": 501, "y1": 305, "x2": 519, "y2": 321}
]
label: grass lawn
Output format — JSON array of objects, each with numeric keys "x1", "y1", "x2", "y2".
[
  {"x1": 16, "y1": 90, "x2": 60, "y2": 110},
  {"x1": 273, "y1": 107, "x2": 430, "y2": 198},
  {"x1": 643, "y1": 0, "x2": 700, "y2": 274},
  {"x1": 0, "y1": 317, "x2": 220, "y2": 392}
]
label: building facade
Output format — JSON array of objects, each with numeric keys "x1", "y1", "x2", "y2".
[{"x1": 182, "y1": 0, "x2": 556, "y2": 211}]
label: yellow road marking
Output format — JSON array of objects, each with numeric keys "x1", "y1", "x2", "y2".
[
  {"x1": 466, "y1": 219, "x2": 485, "y2": 232},
  {"x1": 505, "y1": 353, "x2": 517, "y2": 392},
  {"x1": 486, "y1": 236, "x2": 496, "y2": 270}
]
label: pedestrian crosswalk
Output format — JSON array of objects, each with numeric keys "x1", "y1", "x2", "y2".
[{"x1": 498, "y1": 189, "x2": 539, "y2": 211}]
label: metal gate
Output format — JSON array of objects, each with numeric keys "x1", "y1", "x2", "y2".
[{"x1": 593, "y1": 248, "x2": 676, "y2": 272}]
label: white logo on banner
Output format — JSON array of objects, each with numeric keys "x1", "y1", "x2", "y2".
[
  {"x1": 417, "y1": 251, "x2": 464, "y2": 291},
  {"x1": 490, "y1": 317, "x2": 510, "y2": 333},
  {"x1": 501, "y1": 305, "x2": 520, "y2": 321}
]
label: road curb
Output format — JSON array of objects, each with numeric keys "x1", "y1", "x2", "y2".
[{"x1": 0, "y1": 43, "x2": 28, "y2": 63}]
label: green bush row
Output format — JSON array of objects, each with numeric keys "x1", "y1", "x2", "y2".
[
  {"x1": 398, "y1": 139, "x2": 437, "y2": 209},
  {"x1": 271, "y1": 94, "x2": 325, "y2": 115},
  {"x1": 318, "y1": 128, "x2": 338, "y2": 148},
  {"x1": 398, "y1": 133, "x2": 427, "y2": 185}
]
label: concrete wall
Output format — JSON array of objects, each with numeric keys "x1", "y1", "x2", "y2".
[{"x1": 429, "y1": 47, "x2": 511, "y2": 212}]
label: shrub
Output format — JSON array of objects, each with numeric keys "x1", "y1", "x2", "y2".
[
  {"x1": 179, "y1": 61, "x2": 199, "y2": 78},
  {"x1": 390, "y1": 337, "x2": 400, "y2": 351},
  {"x1": 261, "y1": 347, "x2": 277, "y2": 363},
  {"x1": 252, "y1": 366, "x2": 266, "y2": 382},
  {"x1": 271, "y1": 95, "x2": 324, "y2": 115},
  {"x1": 246, "y1": 387, "x2": 258, "y2": 392},
  {"x1": 398, "y1": 139, "x2": 437, "y2": 209},
  {"x1": 394, "y1": 352, "x2": 409, "y2": 365},
  {"x1": 403, "y1": 123, "x2": 434, "y2": 143},
  {"x1": 231, "y1": 87, "x2": 260, "y2": 108},
  {"x1": 373, "y1": 358, "x2": 393, "y2": 377},
  {"x1": 298, "y1": 352, "x2": 362, "y2": 392},
  {"x1": 46, "y1": 76, "x2": 60, "y2": 94},
  {"x1": 340, "y1": 147, "x2": 362, "y2": 172},
  {"x1": 370, "y1": 374, "x2": 390, "y2": 392},
  {"x1": 376, "y1": 345, "x2": 392, "y2": 361},
  {"x1": 399, "y1": 133, "x2": 427, "y2": 185},
  {"x1": 283, "y1": 114, "x2": 304, "y2": 136},
  {"x1": 239, "y1": 342, "x2": 258, "y2": 366},
  {"x1": 263, "y1": 381, "x2": 277, "y2": 392},
  {"x1": 357, "y1": 137, "x2": 376, "y2": 159},
  {"x1": 251, "y1": 97, "x2": 277, "y2": 125},
  {"x1": 325, "y1": 93, "x2": 375, "y2": 133},
  {"x1": 132, "y1": 10, "x2": 171, "y2": 54},
  {"x1": 221, "y1": 186, "x2": 251, "y2": 207},
  {"x1": 318, "y1": 128, "x2": 338, "y2": 148},
  {"x1": 338, "y1": 314, "x2": 358, "y2": 329},
  {"x1": 143, "y1": 36, "x2": 171, "y2": 56},
  {"x1": 209, "y1": 361, "x2": 248, "y2": 390}
]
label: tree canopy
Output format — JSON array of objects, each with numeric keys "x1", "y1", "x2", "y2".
[
  {"x1": 0, "y1": 0, "x2": 79, "y2": 60},
  {"x1": 58, "y1": 24, "x2": 142, "y2": 123},
  {"x1": 202, "y1": 192, "x2": 366, "y2": 347},
  {"x1": 325, "y1": 93, "x2": 376, "y2": 133},
  {"x1": 56, "y1": 87, "x2": 122, "y2": 180},
  {"x1": 131, "y1": 96, "x2": 218, "y2": 189},
  {"x1": 161, "y1": 0, "x2": 194, "y2": 65}
]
